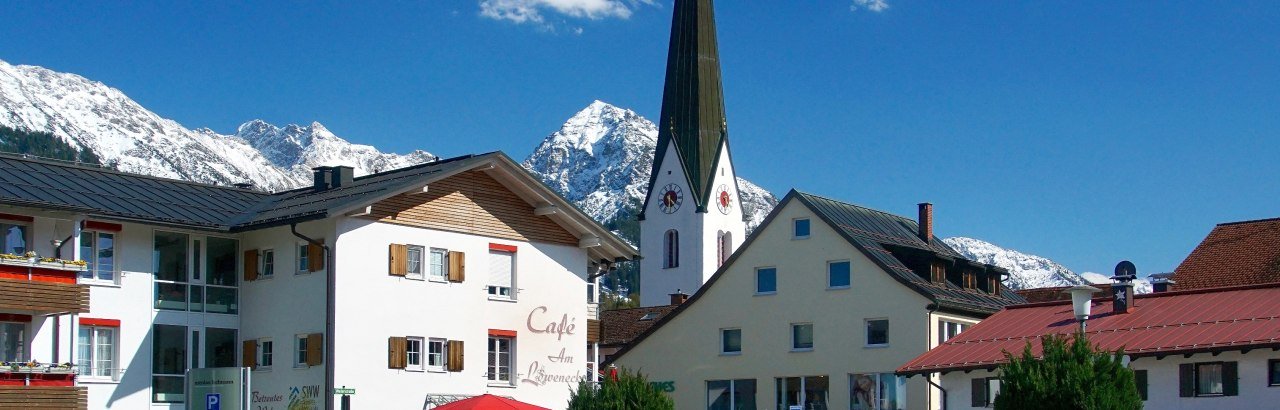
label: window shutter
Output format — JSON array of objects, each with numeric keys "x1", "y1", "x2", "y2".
[
  {"x1": 971, "y1": 378, "x2": 987, "y2": 407},
  {"x1": 243, "y1": 250, "x2": 259, "y2": 281},
  {"x1": 307, "y1": 240, "x2": 325, "y2": 272},
  {"x1": 1179, "y1": 363, "x2": 1194, "y2": 397},
  {"x1": 388, "y1": 244, "x2": 408, "y2": 276},
  {"x1": 388, "y1": 336, "x2": 407, "y2": 369},
  {"x1": 1223, "y1": 361, "x2": 1238, "y2": 396},
  {"x1": 1134, "y1": 370, "x2": 1148, "y2": 401},
  {"x1": 447, "y1": 340, "x2": 464, "y2": 372},
  {"x1": 306, "y1": 333, "x2": 323, "y2": 366},
  {"x1": 448, "y1": 251, "x2": 466, "y2": 282},
  {"x1": 242, "y1": 340, "x2": 257, "y2": 369},
  {"x1": 488, "y1": 251, "x2": 513, "y2": 289}
]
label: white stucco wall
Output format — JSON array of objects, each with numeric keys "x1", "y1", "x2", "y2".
[{"x1": 619, "y1": 199, "x2": 945, "y2": 410}]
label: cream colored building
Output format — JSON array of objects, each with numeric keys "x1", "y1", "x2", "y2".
[{"x1": 612, "y1": 190, "x2": 1025, "y2": 410}]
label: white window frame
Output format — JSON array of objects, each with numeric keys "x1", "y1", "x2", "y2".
[
  {"x1": 258, "y1": 338, "x2": 273, "y2": 370},
  {"x1": 720, "y1": 328, "x2": 742, "y2": 355},
  {"x1": 866, "y1": 318, "x2": 890, "y2": 347},
  {"x1": 77, "y1": 325, "x2": 118, "y2": 381},
  {"x1": 405, "y1": 336, "x2": 424, "y2": 372},
  {"x1": 79, "y1": 230, "x2": 118, "y2": 285},
  {"x1": 260, "y1": 249, "x2": 275, "y2": 279},
  {"x1": 427, "y1": 338, "x2": 447, "y2": 373},
  {"x1": 487, "y1": 336, "x2": 514, "y2": 385},
  {"x1": 793, "y1": 218, "x2": 811, "y2": 239},
  {"x1": 294, "y1": 334, "x2": 309, "y2": 368},
  {"x1": 791, "y1": 323, "x2": 814, "y2": 351},
  {"x1": 428, "y1": 248, "x2": 448, "y2": 282},
  {"x1": 405, "y1": 245, "x2": 425, "y2": 281}
]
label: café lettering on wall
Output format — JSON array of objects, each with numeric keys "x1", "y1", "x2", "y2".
[{"x1": 522, "y1": 306, "x2": 589, "y2": 386}]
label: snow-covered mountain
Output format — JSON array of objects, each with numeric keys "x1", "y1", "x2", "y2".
[
  {"x1": 0, "y1": 59, "x2": 433, "y2": 191},
  {"x1": 521, "y1": 100, "x2": 779, "y2": 231}
]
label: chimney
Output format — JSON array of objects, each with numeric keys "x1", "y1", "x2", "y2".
[
  {"x1": 1111, "y1": 261, "x2": 1138, "y2": 314},
  {"x1": 918, "y1": 203, "x2": 933, "y2": 243},
  {"x1": 669, "y1": 290, "x2": 689, "y2": 305}
]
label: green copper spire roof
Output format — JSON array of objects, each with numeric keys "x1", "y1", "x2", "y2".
[{"x1": 642, "y1": 0, "x2": 730, "y2": 216}]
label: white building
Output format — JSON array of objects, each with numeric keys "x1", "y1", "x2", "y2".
[
  {"x1": 0, "y1": 151, "x2": 635, "y2": 409},
  {"x1": 613, "y1": 190, "x2": 1025, "y2": 410},
  {"x1": 898, "y1": 282, "x2": 1280, "y2": 409}
]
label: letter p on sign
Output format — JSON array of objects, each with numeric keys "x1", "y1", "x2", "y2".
[{"x1": 206, "y1": 393, "x2": 221, "y2": 410}]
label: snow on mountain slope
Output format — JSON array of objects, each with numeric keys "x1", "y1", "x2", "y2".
[
  {"x1": 522, "y1": 100, "x2": 779, "y2": 231},
  {"x1": 0, "y1": 59, "x2": 432, "y2": 191},
  {"x1": 943, "y1": 236, "x2": 1091, "y2": 290}
]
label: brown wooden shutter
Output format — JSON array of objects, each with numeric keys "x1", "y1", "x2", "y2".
[
  {"x1": 971, "y1": 378, "x2": 987, "y2": 407},
  {"x1": 1179, "y1": 363, "x2": 1194, "y2": 397},
  {"x1": 307, "y1": 240, "x2": 325, "y2": 272},
  {"x1": 388, "y1": 336, "x2": 407, "y2": 369},
  {"x1": 448, "y1": 251, "x2": 466, "y2": 282},
  {"x1": 388, "y1": 244, "x2": 408, "y2": 276},
  {"x1": 1223, "y1": 361, "x2": 1238, "y2": 396},
  {"x1": 242, "y1": 340, "x2": 257, "y2": 369},
  {"x1": 243, "y1": 250, "x2": 259, "y2": 282},
  {"x1": 446, "y1": 340, "x2": 464, "y2": 372},
  {"x1": 306, "y1": 333, "x2": 323, "y2": 366}
]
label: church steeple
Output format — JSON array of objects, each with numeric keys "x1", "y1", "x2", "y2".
[{"x1": 641, "y1": 0, "x2": 729, "y2": 217}]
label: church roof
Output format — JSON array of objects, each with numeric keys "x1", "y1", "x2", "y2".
[{"x1": 641, "y1": 0, "x2": 732, "y2": 217}]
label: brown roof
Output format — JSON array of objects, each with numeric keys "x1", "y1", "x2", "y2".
[
  {"x1": 1172, "y1": 217, "x2": 1280, "y2": 290},
  {"x1": 599, "y1": 305, "x2": 678, "y2": 347},
  {"x1": 1014, "y1": 283, "x2": 1114, "y2": 303}
]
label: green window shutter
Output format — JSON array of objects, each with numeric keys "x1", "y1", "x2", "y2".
[
  {"x1": 1223, "y1": 361, "x2": 1238, "y2": 396},
  {"x1": 972, "y1": 378, "x2": 987, "y2": 407},
  {"x1": 1179, "y1": 363, "x2": 1195, "y2": 397},
  {"x1": 1134, "y1": 370, "x2": 1148, "y2": 401}
]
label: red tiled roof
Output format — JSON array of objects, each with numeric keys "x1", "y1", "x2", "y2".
[
  {"x1": 897, "y1": 283, "x2": 1280, "y2": 375},
  {"x1": 599, "y1": 305, "x2": 678, "y2": 347},
  {"x1": 1172, "y1": 217, "x2": 1280, "y2": 290},
  {"x1": 1014, "y1": 284, "x2": 1113, "y2": 304}
]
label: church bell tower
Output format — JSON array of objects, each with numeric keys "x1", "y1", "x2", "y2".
[{"x1": 639, "y1": 0, "x2": 747, "y2": 307}]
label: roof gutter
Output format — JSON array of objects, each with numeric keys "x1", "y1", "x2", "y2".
[{"x1": 291, "y1": 223, "x2": 335, "y2": 410}]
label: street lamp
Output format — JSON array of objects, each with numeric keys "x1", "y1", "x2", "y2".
[{"x1": 1064, "y1": 285, "x2": 1100, "y2": 333}]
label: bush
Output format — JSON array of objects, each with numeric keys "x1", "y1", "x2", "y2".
[
  {"x1": 995, "y1": 333, "x2": 1142, "y2": 410},
  {"x1": 568, "y1": 367, "x2": 674, "y2": 410}
]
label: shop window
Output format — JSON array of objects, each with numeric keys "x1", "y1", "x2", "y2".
[
  {"x1": 851, "y1": 373, "x2": 906, "y2": 410},
  {"x1": 487, "y1": 336, "x2": 513, "y2": 384},
  {"x1": 793, "y1": 218, "x2": 810, "y2": 239},
  {"x1": 828, "y1": 260, "x2": 851, "y2": 288},
  {"x1": 866, "y1": 319, "x2": 889, "y2": 346},
  {"x1": 79, "y1": 231, "x2": 116, "y2": 283},
  {"x1": 0, "y1": 322, "x2": 25, "y2": 362},
  {"x1": 77, "y1": 325, "x2": 118, "y2": 379},
  {"x1": 775, "y1": 375, "x2": 828, "y2": 409},
  {"x1": 708, "y1": 379, "x2": 757, "y2": 410},
  {"x1": 1, "y1": 222, "x2": 28, "y2": 254},
  {"x1": 791, "y1": 323, "x2": 814, "y2": 351},
  {"x1": 488, "y1": 250, "x2": 515, "y2": 299},
  {"x1": 1181, "y1": 361, "x2": 1238, "y2": 397},
  {"x1": 756, "y1": 267, "x2": 777, "y2": 294},
  {"x1": 721, "y1": 328, "x2": 742, "y2": 354},
  {"x1": 664, "y1": 230, "x2": 679, "y2": 268}
]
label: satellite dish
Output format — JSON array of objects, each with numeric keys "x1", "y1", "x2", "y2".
[{"x1": 1113, "y1": 260, "x2": 1137, "y2": 282}]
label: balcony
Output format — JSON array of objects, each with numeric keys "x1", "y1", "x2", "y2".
[{"x1": 0, "y1": 257, "x2": 90, "y2": 314}]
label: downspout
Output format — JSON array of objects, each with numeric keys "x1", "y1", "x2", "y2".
[{"x1": 292, "y1": 223, "x2": 335, "y2": 410}]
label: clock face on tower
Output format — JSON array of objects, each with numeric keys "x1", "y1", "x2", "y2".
[
  {"x1": 659, "y1": 183, "x2": 684, "y2": 214},
  {"x1": 715, "y1": 184, "x2": 733, "y2": 214}
]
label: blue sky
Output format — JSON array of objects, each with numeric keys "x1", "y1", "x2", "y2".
[{"x1": 2, "y1": 1, "x2": 1278, "y2": 276}]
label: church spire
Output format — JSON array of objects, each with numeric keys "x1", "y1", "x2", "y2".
[{"x1": 642, "y1": 0, "x2": 729, "y2": 216}]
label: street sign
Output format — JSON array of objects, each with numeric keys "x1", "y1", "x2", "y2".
[{"x1": 334, "y1": 387, "x2": 356, "y2": 395}]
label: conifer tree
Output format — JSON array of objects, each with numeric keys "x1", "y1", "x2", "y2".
[
  {"x1": 568, "y1": 367, "x2": 674, "y2": 410},
  {"x1": 995, "y1": 333, "x2": 1141, "y2": 410}
]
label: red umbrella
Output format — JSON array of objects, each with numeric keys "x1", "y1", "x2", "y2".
[{"x1": 433, "y1": 394, "x2": 550, "y2": 410}]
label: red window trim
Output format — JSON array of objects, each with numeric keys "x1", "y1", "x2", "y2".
[
  {"x1": 489, "y1": 243, "x2": 518, "y2": 253},
  {"x1": 488, "y1": 329, "x2": 517, "y2": 338},
  {"x1": 0, "y1": 314, "x2": 32, "y2": 323},
  {"x1": 0, "y1": 213, "x2": 34, "y2": 223},
  {"x1": 79, "y1": 318, "x2": 121, "y2": 327},
  {"x1": 82, "y1": 220, "x2": 123, "y2": 232}
]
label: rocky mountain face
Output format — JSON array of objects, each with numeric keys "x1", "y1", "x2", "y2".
[
  {"x1": 0, "y1": 59, "x2": 433, "y2": 191},
  {"x1": 520, "y1": 100, "x2": 779, "y2": 231}
]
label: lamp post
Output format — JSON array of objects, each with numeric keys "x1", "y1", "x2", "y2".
[{"x1": 1064, "y1": 285, "x2": 1100, "y2": 333}]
